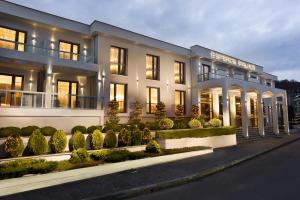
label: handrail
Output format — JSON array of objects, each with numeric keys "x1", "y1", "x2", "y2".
[
  {"x1": 198, "y1": 72, "x2": 263, "y2": 84},
  {"x1": 0, "y1": 89, "x2": 46, "y2": 95}
]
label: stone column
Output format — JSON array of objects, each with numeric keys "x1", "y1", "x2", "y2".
[
  {"x1": 229, "y1": 95, "x2": 236, "y2": 127},
  {"x1": 257, "y1": 92, "x2": 265, "y2": 136},
  {"x1": 241, "y1": 90, "x2": 249, "y2": 137},
  {"x1": 222, "y1": 83, "x2": 230, "y2": 126},
  {"x1": 272, "y1": 95, "x2": 279, "y2": 135},
  {"x1": 213, "y1": 93, "x2": 220, "y2": 118},
  {"x1": 282, "y1": 93, "x2": 290, "y2": 134},
  {"x1": 96, "y1": 69, "x2": 102, "y2": 109}
]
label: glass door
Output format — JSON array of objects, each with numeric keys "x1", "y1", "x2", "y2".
[
  {"x1": 0, "y1": 74, "x2": 23, "y2": 107},
  {"x1": 202, "y1": 65, "x2": 210, "y2": 81},
  {"x1": 57, "y1": 80, "x2": 78, "y2": 108}
]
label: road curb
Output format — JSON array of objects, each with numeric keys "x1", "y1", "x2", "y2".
[{"x1": 84, "y1": 136, "x2": 300, "y2": 200}]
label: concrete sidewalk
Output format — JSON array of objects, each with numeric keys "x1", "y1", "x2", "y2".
[{"x1": 1, "y1": 133, "x2": 300, "y2": 200}]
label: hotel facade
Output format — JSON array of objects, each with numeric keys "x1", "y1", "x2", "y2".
[{"x1": 0, "y1": 1, "x2": 289, "y2": 138}]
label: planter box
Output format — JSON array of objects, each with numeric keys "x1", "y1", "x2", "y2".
[{"x1": 157, "y1": 134, "x2": 237, "y2": 149}]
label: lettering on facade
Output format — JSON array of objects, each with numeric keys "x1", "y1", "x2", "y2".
[{"x1": 211, "y1": 51, "x2": 256, "y2": 71}]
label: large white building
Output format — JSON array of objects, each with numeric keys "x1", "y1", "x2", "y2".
[{"x1": 0, "y1": 1, "x2": 289, "y2": 138}]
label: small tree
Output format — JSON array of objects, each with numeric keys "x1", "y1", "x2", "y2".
[
  {"x1": 131, "y1": 101, "x2": 143, "y2": 124},
  {"x1": 191, "y1": 104, "x2": 199, "y2": 119},
  {"x1": 155, "y1": 102, "x2": 166, "y2": 121},
  {"x1": 106, "y1": 100, "x2": 120, "y2": 126},
  {"x1": 175, "y1": 104, "x2": 184, "y2": 121}
]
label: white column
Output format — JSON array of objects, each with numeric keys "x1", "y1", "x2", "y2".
[
  {"x1": 96, "y1": 70, "x2": 102, "y2": 109},
  {"x1": 229, "y1": 95, "x2": 236, "y2": 127},
  {"x1": 222, "y1": 84, "x2": 230, "y2": 126},
  {"x1": 272, "y1": 95, "x2": 279, "y2": 135},
  {"x1": 213, "y1": 93, "x2": 220, "y2": 118},
  {"x1": 241, "y1": 90, "x2": 249, "y2": 137},
  {"x1": 282, "y1": 94, "x2": 290, "y2": 134},
  {"x1": 44, "y1": 63, "x2": 53, "y2": 108},
  {"x1": 257, "y1": 93, "x2": 265, "y2": 136}
]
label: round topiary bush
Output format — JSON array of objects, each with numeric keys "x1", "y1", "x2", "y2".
[
  {"x1": 87, "y1": 125, "x2": 102, "y2": 134},
  {"x1": 159, "y1": 118, "x2": 174, "y2": 130},
  {"x1": 146, "y1": 140, "x2": 161, "y2": 154},
  {"x1": 69, "y1": 131, "x2": 85, "y2": 151},
  {"x1": 71, "y1": 126, "x2": 87, "y2": 134},
  {"x1": 40, "y1": 126, "x2": 57, "y2": 136},
  {"x1": 69, "y1": 148, "x2": 89, "y2": 164},
  {"x1": 118, "y1": 128, "x2": 131, "y2": 147},
  {"x1": 131, "y1": 128, "x2": 142, "y2": 146},
  {"x1": 28, "y1": 129, "x2": 48, "y2": 155},
  {"x1": 90, "y1": 129, "x2": 103, "y2": 150},
  {"x1": 49, "y1": 130, "x2": 67, "y2": 153},
  {"x1": 188, "y1": 119, "x2": 202, "y2": 129},
  {"x1": 103, "y1": 130, "x2": 117, "y2": 148},
  {"x1": 0, "y1": 127, "x2": 21, "y2": 138},
  {"x1": 142, "y1": 128, "x2": 152, "y2": 145},
  {"x1": 20, "y1": 126, "x2": 39, "y2": 136},
  {"x1": 209, "y1": 118, "x2": 223, "y2": 127},
  {"x1": 4, "y1": 135, "x2": 24, "y2": 157}
]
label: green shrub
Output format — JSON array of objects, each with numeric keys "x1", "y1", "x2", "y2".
[
  {"x1": 104, "y1": 150, "x2": 130, "y2": 163},
  {"x1": 0, "y1": 127, "x2": 21, "y2": 138},
  {"x1": 28, "y1": 129, "x2": 48, "y2": 155},
  {"x1": 69, "y1": 148, "x2": 89, "y2": 164},
  {"x1": 197, "y1": 115, "x2": 207, "y2": 126},
  {"x1": 128, "y1": 151, "x2": 146, "y2": 160},
  {"x1": 49, "y1": 130, "x2": 67, "y2": 153},
  {"x1": 131, "y1": 128, "x2": 142, "y2": 146},
  {"x1": 142, "y1": 128, "x2": 152, "y2": 145},
  {"x1": 159, "y1": 118, "x2": 174, "y2": 130},
  {"x1": 20, "y1": 126, "x2": 39, "y2": 136},
  {"x1": 29, "y1": 161, "x2": 57, "y2": 174},
  {"x1": 145, "y1": 121, "x2": 160, "y2": 130},
  {"x1": 118, "y1": 128, "x2": 131, "y2": 147},
  {"x1": 69, "y1": 131, "x2": 85, "y2": 151},
  {"x1": 174, "y1": 120, "x2": 188, "y2": 129},
  {"x1": 90, "y1": 129, "x2": 103, "y2": 150},
  {"x1": 146, "y1": 140, "x2": 161, "y2": 154},
  {"x1": 87, "y1": 125, "x2": 102, "y2": 134},
  {"x1": 156, "y1": 127, "x2": 235, "y2": 139},
  {"x1": 40, "y1": 126, "x2": 57, "y2": 136},
  {"x1": 90, "y1": 149, "x2": 111, "y2": 161},
  {"x1": 188, "y1": 119, "x2": 202, "y2": 129},
  {"x1": 209, "y1": 118, "x2": 223, "y2": 127},
  {"x1": 4, "y1": 135, "x2": 24, "y2": 157},
  {"x1": 71, "y1": 126, "x2": 87, "y2": 134},
  {"x1": 103, "y1": 130, "x2": 117, "y2": 148}
]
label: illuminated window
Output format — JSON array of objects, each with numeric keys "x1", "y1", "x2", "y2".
[
  {"x1": 174, "y1": 61, "x2": 185, "y2": 84},
  {"x1": 0, "y1": 26, "x2": 26, "y2": 51},
  {"x1": 110, "y1": 83, "x2": 127, "y2": 113},
  {"x1": 59, "y1": 41, "x2": 79, "y2": 61},
  {"x1": 0, "y1": 74, "x2": 23, "y2": 107},
  {"x1": 175, "y1": 90, "x2": 185, "y2": 113},
  {"x1": 146, "y1": 87, "x2": 159, "y2": 114},
  {"x1": 57, "y1": 80, "x2": 78, "y2": 108},
  {"x1": 146, "y1": 55, "x2": 159, "y2": 80},
  {"x1": 110, "y1": 46, "x2": 127, "y2": 75}
]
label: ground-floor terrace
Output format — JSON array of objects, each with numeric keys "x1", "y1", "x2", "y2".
[
  {"x1": 0, "y1": 59, "x2": 104, "y2": 132},
  {"x1": 192, "y1": 77, "x2": 289, "y2": 138}
]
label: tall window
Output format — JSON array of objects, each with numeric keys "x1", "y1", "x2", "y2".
[
  {"x1": 0, "y1": 26, "x2": 26, "y2": 51},
  {"x1": 146, "y1": 87, "x2": 159, "y2": 114},
  {"x1": 174, "y1": 61, "x2": 185, "y2": 84},
  {"x1": 57, "y1": 80, "x2": 78, "y2": 109},
  {"x1": 146, "y1": 55, "x2": 159, "y2": 80},
  {"x1": 110, "y1": 83, "x2": 127, "y2": 113},
  {"x1": 0, "y1": 74, "x2": 23, "y2": 107},
  {"x1": 202, "y1": 64, "x2": 210, "y2": 81},
  {"x1": 59, "y1": 41, "x2": 79, "y2": 61},
  {"x1": 110, "y1": 46, "x2": 127, "y2": 75},
  {"x1": 175, "y1": 90, "x2": 185, "y2": 112}
]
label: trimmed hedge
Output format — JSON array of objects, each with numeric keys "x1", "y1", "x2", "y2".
[
  {"x1": 69, "y1": 148, "x2": 89, "y2": 164},
  {"x1": 90, "y1": 150, "x2": 111, "y2": 161},
  {"x1": 21, "y1": 126, "x2": 39, "y2": 136},
  {"x1": 49, "y1": 130, "x2": 67, "y2": 153},
  {"x1": 69, "y1": 131, "x2": 85, "y2": 151},
  {"x1": 103, "y1": 130, "x2": 117, "y2": 148},
  {"x1": 142, "y1": 128, "x2": 152, "y2": 145},
  {"x1": 0, "y1": 127, "x2": 21, "y2": 138},
  {"x1": 4, "y1": 135, "x2": 24, "y2": 157},
  {"x1": 71, "y1": 126, "x2": 87, "y2": 134},
  {"x1": 131, "y1": 129, "x2": 142, "y2": 146},
  {"x1": 28, "y1": 129, "x2": 48, "y2": 155},
  {"x1": 118, "y1": 128, "x2": 131, "y2": 147},
  {"x1": 146, "y1": 140, "x2": 161, "y2": 153},
  {"x1": 90, "y1": 129, "x2": 103, "y2": 150},
  {"x1": 87, "y1": 125, "x2": 102, "y2": 134},
  {"x1": 40, "y1": 126, "x2": 57, "y2": 136},
  {"x1": 104, "y1": 150, "x2": 130, "y2": 163},
  {"x1": 156, "y1": 127, "x2": 235, "y2": 139}
]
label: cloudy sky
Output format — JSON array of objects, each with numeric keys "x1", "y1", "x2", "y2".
[{"x1": 8, "y1": 0, "x2": 300, "y2": 81}]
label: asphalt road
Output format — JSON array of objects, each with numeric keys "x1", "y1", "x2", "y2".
[{"x1": 130, "y1": 139, "x2": 300, "y2": 200}]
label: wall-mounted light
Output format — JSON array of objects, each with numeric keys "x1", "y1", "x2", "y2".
[
  {"x1": 31, "y1": 34, "x2": 37, "y2": 46},
  {"x1": 83, "y1": 46, "x2": 87, "y2": 56},
  {"x1": 50, "y1": 38, "x2": 55, "y2": 50}
]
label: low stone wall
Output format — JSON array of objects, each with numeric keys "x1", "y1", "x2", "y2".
[{"x1": 157, "y1": 134, "x2": 237, "y2": 149}]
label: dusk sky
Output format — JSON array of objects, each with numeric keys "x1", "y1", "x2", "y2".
[{"x1": 8, "y1": 0, "x2": 300, "y2": 81}]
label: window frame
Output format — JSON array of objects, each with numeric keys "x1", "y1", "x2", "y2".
[
  {"x1": 146, "y1": 87, "x2": 160, "y2": 114},
  {"x1": 175, "y1": 90, "x2": 186, "y2": 114},
  {"x1": 56, "y1": 79, "x2": 79, "y2": 108},
  {"x1": 0, "y1": 25, "x2": 27, "y2": 51},
  {"x1": 146, "y1": 54, "x2": 160, "y2": 80},
  {"x1": 110, "y1": 82, "x2": 127, "y2": 113},
  {"x1": 58, "y1": 40, "x2": 80, "y2": 61},
  {"x1": 202, "y1": 64, "x2": 211, "y2": 81},
  {"x1": 110, "y1": 46, "x2": 127, "y2": 75},
  {"x1": 174, "y1": 61, "x2": 185, "y2": 84}
]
